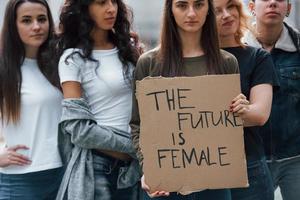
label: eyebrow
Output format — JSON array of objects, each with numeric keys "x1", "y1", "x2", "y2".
[
  {"x1": 175, "y1": 0, "x2": 204, "y2": 3},
  {"x1": 21, "y1": 15, "x2": 31, "y2": 18},
  {"x1": 227, "y1": 0, "x2": 233, "y2": 4},
  {"x1": 20, "y1": 14, "x2": 47, "y2": 18}
]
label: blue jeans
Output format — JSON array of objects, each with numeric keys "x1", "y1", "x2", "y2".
[
  {"x1": 0, "y1": 167, "x2": 63, "y2": 200},
  {"x1": 268, "y1": 156, "x2": 300, "y2": 200},
  {"x1": 231, "y1": 158, "x2": 273, "y2": 200},
  {"x1": 93, "y1": 152, "x2": 140, "y2": 200},
  {"x1": 143, "y1": 189, "x2": 231, "y2": 200}
]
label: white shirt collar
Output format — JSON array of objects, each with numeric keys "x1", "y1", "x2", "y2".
[{"x1": 243, "y1": 25, "x2": 297, "y2": 52}]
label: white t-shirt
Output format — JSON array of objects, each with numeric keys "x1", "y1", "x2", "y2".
[
  {"x1": 59, "y1": 48, "x2": 133, "y2": 133},
  {"x1": 0, "y1": 58, "x2": 63, "y2": 174}
]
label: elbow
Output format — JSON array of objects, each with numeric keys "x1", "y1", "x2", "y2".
[{"x1": 256, "y1": 114, "x2": 269, "y2": 126}]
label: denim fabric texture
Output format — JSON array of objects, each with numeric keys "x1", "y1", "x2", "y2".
[
  {"x1": 268, "y1": 156, "x2": 300, "y2": 200},
  {"x1": 243, "y1": 22, "x2": 300, "y2": 200},
  {"x1": 56, "y1": 98, "x2": 141, "y2": 200},
  {"x1": 142, "y1": 189, "x2": 231, "y2": 200},
  {"x1": 0, "y1": 167, "x2": 63, "y2": 200},
  {"x1": 231, "y1": 158, "x2": 273, "y2": 200},
  {"x1": 260, "y1": 23, "x2": 300, "y2": 160},
  {"x1": 93, "y1": 153, "x2": 141, "y2": 200}
]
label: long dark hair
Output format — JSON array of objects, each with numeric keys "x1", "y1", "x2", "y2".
[
  {"x1": 158, "y1": 0, "x2": 224, "y2": 76},
  {"x1": 56, "y1": 0, "x2": 140, "y2": 81},
  {"x1": 0, "y1": 0, "x2": 58, "y2": 124}
]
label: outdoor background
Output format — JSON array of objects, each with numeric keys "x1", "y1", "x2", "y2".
[
  {"x1": 1, "y1": 0, "x2": 299, "y2": 49},
  {"x1": 0, "y1": 1, "x2": 299, "y2": 199}
]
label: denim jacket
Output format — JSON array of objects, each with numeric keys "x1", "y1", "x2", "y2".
[
  {"x1": 244, "y1": 23, "x2": 300, "y2": 160},
  {"x1": 56, "y1": 98, "x2": 141, "y2": 200}
]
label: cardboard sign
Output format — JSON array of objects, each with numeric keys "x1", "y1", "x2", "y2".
[{"x1": 136, "y1": 74, "x2": 248, "y2": 194}]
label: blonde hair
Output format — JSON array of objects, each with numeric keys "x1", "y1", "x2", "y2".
[{"x1": 232, "y1": 0, "x2": 251, "y2": 46}]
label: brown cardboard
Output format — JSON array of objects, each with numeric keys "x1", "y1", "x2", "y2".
[{"x1": 136, "y1": 74, "x2": 248, "y2": 194}]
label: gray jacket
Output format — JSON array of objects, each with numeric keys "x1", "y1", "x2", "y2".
[{"x1": 56, "y1": 98, "x2": 141, "y2": 200}]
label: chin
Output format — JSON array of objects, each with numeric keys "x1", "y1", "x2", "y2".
[
  {"x1": 184, "y1": 28, "x2": 202, "y2": 33},
  {"x1": 28, "y1": 43, "x2": 44, "y2": 49}
]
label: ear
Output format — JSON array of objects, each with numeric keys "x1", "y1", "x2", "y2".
[{"x1": 286, "y1": 3, "x2": 291, "y2": 17}]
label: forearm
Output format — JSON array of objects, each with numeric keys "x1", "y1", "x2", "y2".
[
  {"x1": 242, "y1": 104, "x2": 270, "y2": 127},
  {"x1": 62, "y1": 119, "x2": 136, "y2": 155},
  {"x1": 232, "y1": 85, "x2": 272, "y2": 127}
]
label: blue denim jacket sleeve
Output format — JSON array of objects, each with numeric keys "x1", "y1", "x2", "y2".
[{"x1": 59, "y1": 98, "x2": 136, "y2": 162}]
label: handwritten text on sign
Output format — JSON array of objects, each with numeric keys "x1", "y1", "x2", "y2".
[{"x1": 136, "y1": 75, "x2": 248, "y2": 194}]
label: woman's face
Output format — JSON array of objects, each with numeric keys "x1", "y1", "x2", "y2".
[
  {"x1": 88, "y1": 0, "x2": 118, "y2": 32},
  {"x1": 250, "y1": 0, "x2": 291, "y2": 26},
  {"x1": 16, "y1": 2, "x2": 49, "y2": 53},
  {"x1": 214, "y1": 0, "x2": 240, "y2": 39},
  {"x1": 172, "y1": 0, "x2": 209, "y2": 35}
]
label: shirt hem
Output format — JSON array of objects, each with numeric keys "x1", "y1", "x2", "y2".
[{"x1": 0, "y1": 162, "x2": 63, "y2": 174}]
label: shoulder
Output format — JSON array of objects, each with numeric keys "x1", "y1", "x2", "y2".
[
  {"x1": 220, "y1": 49, "x2": 235, "y2": 60},
  {"x1": 135, "y1": 47, "x2": 160, "y2": 79},
  {"x1": 59, "y1": 48, "x2": 84, "y2": 67},
  {"x1": 137, "y1": 47, "x2": 159, "y2": 64},
  {"x1": 244, "y1": 46, "x2": 273, "y2": 67},
  {"x1": 220, "y1": 49, "x2": 239, "y2": 74},
  {"x1": 245, "y1": 45, "x2": 269, "y2": 56},
  {"x1": 220, "y1": 49, "x2": 238, "y2": 65}
]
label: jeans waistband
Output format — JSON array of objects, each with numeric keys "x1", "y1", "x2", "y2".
[{"x1": 91, "y1": 150, "x2": 129, "y2": 167}]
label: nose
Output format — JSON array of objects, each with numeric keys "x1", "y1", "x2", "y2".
[
  {"x1": 107, "y1": 0, "x2": 117, "y2": 13},
  {"x1": 268, "y1": 0, "x2": 278, "y2": 8},
  {"x1": 32, "y1": 20, "x2": 41, "y2": 31},
  {"x1": 221, "y1": 8, "x2": 231, "y2": 19},
  {"x1": 187, "y1": 5, "x2": 196, "y2": 18}
]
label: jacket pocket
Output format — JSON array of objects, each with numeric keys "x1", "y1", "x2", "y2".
[{"x1": 279, "y1": 65, "x2": 300, "y2": 98}]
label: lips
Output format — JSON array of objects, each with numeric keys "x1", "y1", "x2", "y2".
[
  {"x1": 185, "y1": 21, "x2": 198, "y2": 24},
  {"x1": 31, "y1": 34, "x2": 44, "y2": 38},
  {"x1": 105, "y1": 17, "x2": 116, "y2": 21},
  {"x1": 266, "y1": 11, "x2": 280, "y2": 16},
  {"x1": 222, "y1": 20, "x2": 234, "y2": 27}
]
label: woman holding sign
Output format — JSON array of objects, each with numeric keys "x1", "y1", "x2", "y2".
[
  {"x1": 130, "y1": 0, "x2": 239, "y2": 199},
  {"x1": 213, "y1": 0, "x2": 278, "y2": 199}
]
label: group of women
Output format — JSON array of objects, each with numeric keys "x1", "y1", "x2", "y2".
[{"x1": 0, "y1": 0, "x2": 298, "y2": 200}]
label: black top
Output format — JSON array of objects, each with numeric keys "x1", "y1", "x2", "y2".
[{"x1": 223, "y1": 46, "x2": 279, "y2": 162}]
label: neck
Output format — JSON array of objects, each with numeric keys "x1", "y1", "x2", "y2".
[
  {"x1": 91, "y1": 28, "x2": 114, "y2": 50},
  {"x1": 219, "y1": 35, "x2": 239, "y2": 48},
  {"x1": 25, "y1": 47, "x2": 38, "y2": 59},
  {"x1": 179, "y1": 30, "x2": 203, "y2": 57},
  {"x1": 255, "y1": 22, "x2": 283, "y2": 51}
]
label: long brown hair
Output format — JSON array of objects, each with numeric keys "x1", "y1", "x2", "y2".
[
  {"x1": 0, "y1": 0, "x2": 57, "y2": 124},
  {"x1": 158, "y1": 0, "x2": 224, "y2": 77}
]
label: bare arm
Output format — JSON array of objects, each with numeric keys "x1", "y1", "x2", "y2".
[
  {"x1": 61, "y1": 81, "x2": 132, "y2": 160},
  {"x1": 231, "y1": 84, "x2": 273, "y2": 127},
  {"x1": 61, "y1": 81, "x2": 82, "y2": 99}
]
